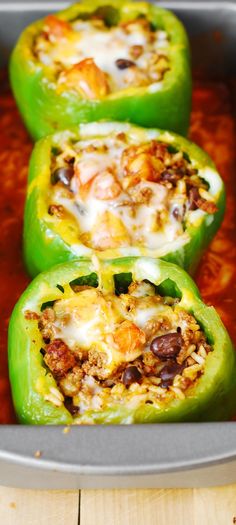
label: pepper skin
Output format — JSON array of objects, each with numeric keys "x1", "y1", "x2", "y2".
[
  {"x1": 23, "y1": 122, "x2": 225, "y2": 277},
  {"x1": 8, "y1": 257, "x2": 236, "y2": 424},
  {"x1": 9, "y1": 0, "x2": 192, "y2": 140}
]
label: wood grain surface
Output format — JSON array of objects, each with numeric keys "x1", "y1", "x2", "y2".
[
  {"x1": 0, "y1": 487, "x2": 79, "y2": 525},
  {"x1": 0, "y1": 486, "x2": 236, "y2": 524}
]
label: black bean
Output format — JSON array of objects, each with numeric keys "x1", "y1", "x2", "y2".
[
  {"x1": 159, "y1": 362, "x2": 184, "y2": 388},
  {"x1": 160, "y1": 170, "x2": 178, "y2": 185},
  {"x1": 172, "y1": 204, "x2": 186, "y2": 222},
  {"x1": 40, "y1": 348, "x2": 46, "y2": 356},
  {"x1": 43, "y1": 337, "x2": 51, "y2": 344},
  {"x1": 67, "y1": 157, "x2": 75, "y2": 165},
  {"x1": 122, "y1": 366, "x2": 142, "y2": 387},
  {"x1": 172, "y1": 207, "x2": 181, "y2": 220},
  {"x1": 115, "y1": 58, "x2": 136, "y2": 70},
  {"x1": 188, "y1": 186, "x2": 200, "y2": 210},
  {"x1": 64, "y1": 397, "x2": 80, "y2": 416},
  {"x1": 150, "y1": 332, "x2": 183, "y2": 360},
  {"x1": 160, "y1": 169, "x2": 180, "y2": 187},
  {"x1": 161, "y1": 168, "x2": 186, "y2": 186},
  {"x1": 51, "y1": 167, "x2": 74, "y2": 187}
]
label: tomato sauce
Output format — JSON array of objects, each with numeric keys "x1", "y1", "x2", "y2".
[{"x1": 0, "y1": 70, "x2": 235, "y2": 424}]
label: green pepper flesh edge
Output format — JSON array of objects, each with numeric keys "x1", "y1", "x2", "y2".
[
  {"x1": 23, "y1": 123, "x2": 225, "y2": 277},
  {"x1": 8, "y1": 257, "x2": 236, "y2": 424},
  {"x1": 9, "y1": 0, "x2": 192, "y2": 139}
]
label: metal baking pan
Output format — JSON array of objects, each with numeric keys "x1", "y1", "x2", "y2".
[{"x1": 1, "y1": 0, "x2": 236, "y2": 489}]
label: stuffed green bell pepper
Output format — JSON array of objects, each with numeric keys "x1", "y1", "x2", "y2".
[
  {"x1": 10, "y1": 0, "x2": 191, "y2": 140},
  {"x1": 24, "y1": 122, "x2": 225, "y2": 277},
  {"x1": 8, "y1": 257, "x2": 236, "y2": 424}
]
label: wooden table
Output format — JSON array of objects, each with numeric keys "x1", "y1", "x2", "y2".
[{"x1": 0, "y1": 485, "x2": 236, "y2": 524}]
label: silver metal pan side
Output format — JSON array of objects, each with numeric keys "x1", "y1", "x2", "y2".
[{"x1": 0, "y1": 0, "x2": 236, "y2": 488}]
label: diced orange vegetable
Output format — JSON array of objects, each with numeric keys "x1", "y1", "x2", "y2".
[
  {"x1": 74, "y1": 161, "x2": 121, "y2": 201},
  {"x1": 44, "y1": 15, "x2": 71, "y2": 39},
  {"x1": 77, "y1": 180, "x2": 93, "y2": 200},
  {"x1": 59, "y1": 58, "x2": 110, "y2": 99},
  {"x1": 74, "y1": 159, "x2": 99, "y2": 187},
  {"x1": 121, "y1": 142, "x2": 166, "y2": 189},
  {"x1": 114, "y1": 320, "x2": 146, "y2": 354},
  {"x1": 93, "y1": 172, "x2": 121, "y2": 200},
  {"x1": 91, "y1": 211, "x2": 130, "y2": 250}
]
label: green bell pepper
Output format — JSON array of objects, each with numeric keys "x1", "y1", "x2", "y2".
[
  {"x1": 23, "y1": 122, "x2": 225, "y2": 277},
  {"x1": 8, "y1": 257, "x2": 236, "y2": 424},
  {"x1": 10, "y1": 0, "x2": 191, "y2": 140}
]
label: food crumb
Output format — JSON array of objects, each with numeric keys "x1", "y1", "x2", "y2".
[
  {"x1": 63, "y1": 426, "x2": 71, "y2": 434},
  {"x1": 34, "y1": 450, "x2": 42, "y2": 458},
  {"x1": 232, "y1": 517, "x2": 236, "y2": 524},
  {"x1": 9, "y1": 502, "x2": 16, "y2": 509}
]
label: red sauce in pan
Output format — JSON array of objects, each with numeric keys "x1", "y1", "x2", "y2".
[{"x1": 0, "y1": 71, "x2": 235, "y2": 424}]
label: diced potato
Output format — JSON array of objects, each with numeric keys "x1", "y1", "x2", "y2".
[
  {"x1": 58, "y1": 58, "x2": 110, "y2": 99},
  {"x1": 93, "y1": 172, "x2": 121, "y2": 200},
  {"x1": 114, "y1": 320, "x2": 146, "y2": 355},
  {"x1": 44, "y1": 15, "x2": 71, "y2": 39},
  {"x1": 90, "y1": 211, "x2": 130, "y2": 250}
]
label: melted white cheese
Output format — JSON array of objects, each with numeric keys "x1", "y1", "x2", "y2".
[
  {"x1": 132, "y1": 302, "x2": 175, "y2": 329},
  {"x1": 38, "y1": 19, "x2": 169, "y2": 91},
  {"x1": 52, "y1": 135, "x2": 189, "y2": 252},
  {"x1": 53, "y1": 291, "x2": 116, "y2": 348},
  {"x1": 52, "y1": 288, "x2": 179, "y2": 377},
  {"x1": 50, "y1": 126, "x2": 220, "y2": 255}
]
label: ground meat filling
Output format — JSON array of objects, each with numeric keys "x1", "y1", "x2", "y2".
[
  {"x1": 33, "y1": 12, "x2": 170, "y2": 95},
  {"x1": 30, "y1": 280, "x2": 213, "y2": 418},
  {"x1": 47, "y1": 132, "x2": 218, "y2": 252}
]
